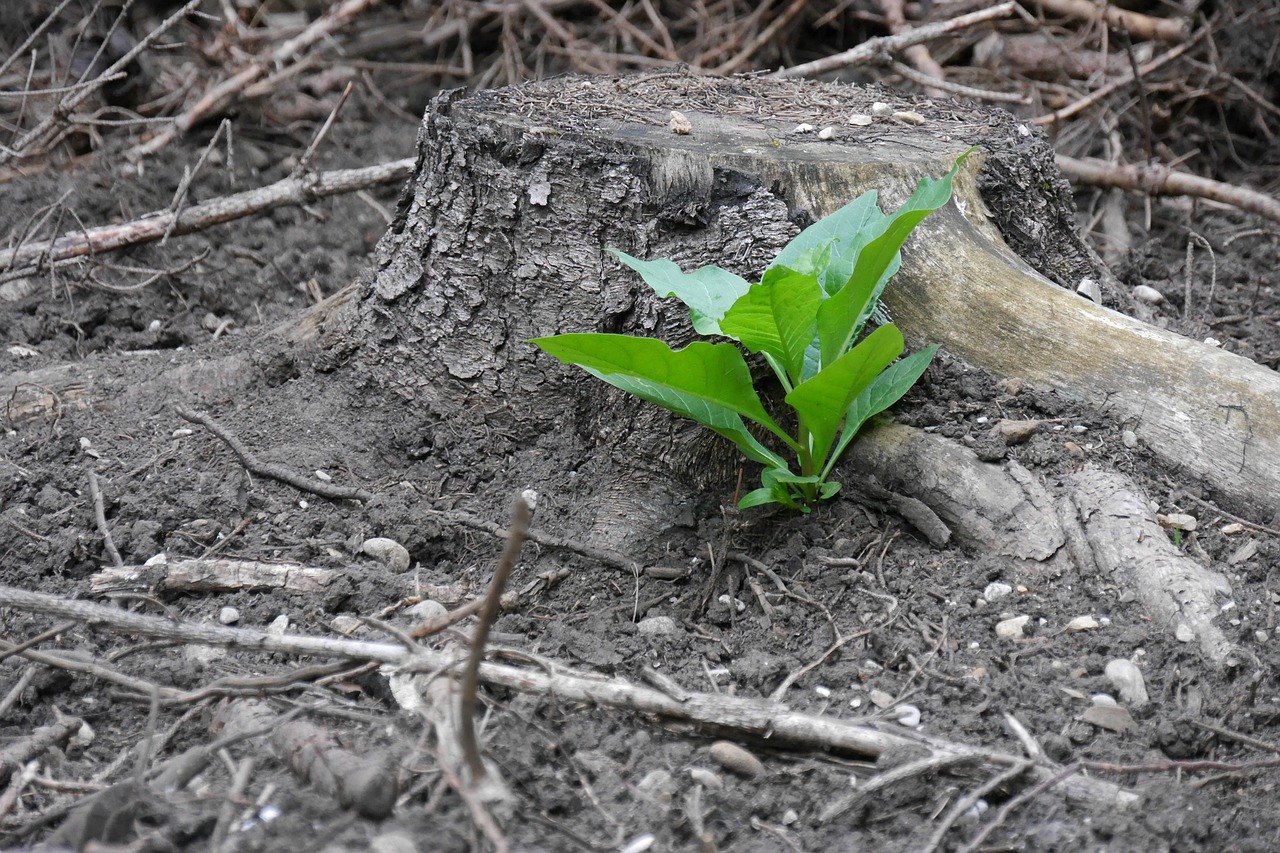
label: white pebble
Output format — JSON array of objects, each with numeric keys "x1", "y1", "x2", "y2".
[
  {"x1": 847, "y1": 114, "x2": 873, "y2": 126},
  {"x1": 1133, "y1": 284, "x2": 1164, "y2": 303},
  {"x1": 637, "y1": 616, "x2": 677, "y2": 636},
  {"x1": 792, "y1": 123, "x2": 815, "y2": 134},
  {"x1": 983, "y1": 582, "x2": 1013, "y2": 602},
  {"x1": 1175, "y1": 623, "x2": 1196, "y2": 642},
  {"x1": 1065, "y1": 615, "x2": 1099, "y2": 631},
  {"x1": 894, "y1": 704, "x2": 921, "y2": 727},
  {"x1": 1104, "y1": 659, "x2": 1149, "y2": 707},
  {"x1": 362, "y1": 537, "x2": 411, "y2": 572},
  {"x1": 818, "y1": 126, "x2": 836, "y2": 140},
  {"x1": 891, "y1": 111, "x2": 926, "y2": 125},
  {"x1": 314, "y1": 470, "x2": 332, "y2": 482},
  {"x1": 1121, "y1": 430, "x2": 1138, "y2": 448},
  {"x1": 870, "y1": 102, "x2": 892, "y2": 116},
  {"x1": 995, "y1": 615, "x2": 1029, "y2": 639},
  {"x1": 218, "y1": 606, "x2": 240, "y2": 625}
]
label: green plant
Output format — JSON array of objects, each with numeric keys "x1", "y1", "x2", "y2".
[{"x1": 533, "y1": 151, "x2": 972, "y2": 510}]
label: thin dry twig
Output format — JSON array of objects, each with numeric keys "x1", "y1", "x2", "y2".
[
  {"x1": 458, "y1": 496, "x2": 531, "y2": 782},
  {"x1": 174, "y1": 405, "x2": 374, "y2": 503}
]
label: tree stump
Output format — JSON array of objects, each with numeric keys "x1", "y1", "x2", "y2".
[{"x1": 319, "y1": 75, "x2": 1074, "y2": 545}]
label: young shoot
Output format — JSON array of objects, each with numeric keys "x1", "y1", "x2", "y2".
[{"x1": 533, "y1": 150, "x2": 973, "y2": 510}]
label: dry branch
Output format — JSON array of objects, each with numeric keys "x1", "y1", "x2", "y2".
[
  {"x1": 772, "y1": 2, "x2": 1017, "y2": 79},
  {"x1": 1056, "y1": 155, "x2": 1280, "y2": 226},
  {"x1": 1030, "y1": 0, "x2": 1189, "y2": 43},
  {"x1": 0, "y1": 158, "x2": 414, "y2": 276},
  {"x1": 0, "y1": 583, "x2": 1137, "y2": 810}
]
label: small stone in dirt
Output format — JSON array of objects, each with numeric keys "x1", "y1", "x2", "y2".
[
  {"x1": 983, "y1": 581, "x2": 1013, "y2": 602},
  {"x1": 1080, "y1": 704, "x2": 1134, "y2": 733},
  {"x1": 1104, "y1": 659, "x2": 1149, "y2": 707},
  {"x1": 637, "y1": 616, "x2": 678, "y2": 636},
  {"x1": 1175, "y1": 622, "x2": 1196, "y2": 642},
  {"x1": 636, "y1": 769, "x2": 676, "y2": 803},
  {"x1": 847, "y1": 113, "x2": 873, "y2": 126},
  {"x1": 368, "y1": 831, "x2": 419, "y2": 853},
  {"x1": 669, "y1": 111, "x2": 692, "y2": 135},
  {"x1": 782, "y1": 809, "x2": 799, "y2": 825},
  {"x1": 268, "y1": 614, "x2": 289, "y2": 635},
  {"x1": 993, "y1": 419, "x2": 1039, "y2": 445},
  {"x1": 1228, "y1": 539, "x2": 1259, "y2": 565},
  {"x1": 1156, "y1": 512, "x2": 1197, "y2": 531},
  {"x1": 870, "y1": 101, "x2": 892, "y2": 116},
  {"x1": 1065, "y1": 615, "x2": 1099, "y2": 631},
  {"x1": 709, "y1": 741, "x2": 765, "y2": 778},
  {"x1": 869, "y1": 689, "x2": 894, "y2": 709},
  {"x1": 688, "y1": 767, "x2": 724, "y2": 789},
  {"x1": 1222, "y1": 522, "x2": 1246, "y2": 535},
  {"x1": 1133, "y1": 284, "x2": 1165, "y2": 303},
  {"x1": 361, "y1": 537, "x2": 411, "y2": 572},
  {"x1": 893, "y1": 705, "x2": 921, "y2": 727},
  {"x1": 331, "y1": 615, "x2": 362, "y2": 635},
  {"x1": 996, "y1": 615, "x2": 1029, "y2": 639},
  {"x1": 218, "y1": 606, "x2": 240, "y2": 625},
  {"x1": 405, "y1": 599, "x2": 448, "y2": 622},
  {"x1": 1256, "y1": 630, "x2": 1269, "y2": 643},
  {"x1": 1122, "y1": 429, "x2": 1138, "y2": 448}
]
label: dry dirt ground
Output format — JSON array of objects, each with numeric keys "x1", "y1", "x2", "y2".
[{"x1": 5, "y1": 27, "x2": 1280, "y2": 853}]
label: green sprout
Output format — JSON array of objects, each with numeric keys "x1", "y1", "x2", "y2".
[{"x1": 534, "y1": 150, "x2": 973, "y2": 511}]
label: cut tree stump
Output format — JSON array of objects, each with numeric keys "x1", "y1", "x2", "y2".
[{"x1": 311, "y1": 73, "x2": 1250, "y2": 659}]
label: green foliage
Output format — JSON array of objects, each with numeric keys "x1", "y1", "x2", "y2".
[{"x1": 532, "y1": 151, "x2": 972, "y2": 510}]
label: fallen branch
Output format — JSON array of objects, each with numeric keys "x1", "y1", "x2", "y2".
[
  {"x1": 1056, "y1": 155, "x2": 1280, "y2": 226},
  {"x1": 0, "y1": 583, "x2": 1139, "y2": 810},
  {"x1": 1030, "y1": 0, "x2": 1189, "y2": 43},
  {"x1": 0, "y1": 158, "x2": 414, "y2": 275},
  {"x1": 771, "y1": 2, "x2": 1016, "y2": 80}
]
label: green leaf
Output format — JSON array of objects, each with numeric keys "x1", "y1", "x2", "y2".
[
  {"x1": 613, "y1": 251, "x2": 751, "y2": 337},
  {"x1": 816, "y1": 152, "x2": 970, "y2": 365},
  {"x1": 531, "y1": 333, "x2": 796, "y2": 452},
  {"x1": 822, "y1": 344, "x2": 938, "y2": 480},
  {"x1": 774, "y1": 192, "x2": 887, "y2": 296},
  {"x1": 720, "y1": 265, "x2": 823, "y2": 385},
  {"x1": 785, "y1": 324, "x2": 904, "y2": 463}
]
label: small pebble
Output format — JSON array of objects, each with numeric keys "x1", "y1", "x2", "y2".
[
  {"x1": 1121, "y1": 430, "x2": 1138, "y2": 449},
  {"x1": 818, "y1": 126, "x2": 836, "y2": 140},
  {"x1": 891, "y1": 110, "x2": 926, "y2": 125},
  {"x1": 688, "y1": 767, "x2": 723, "y2": 789},
  {"x1": 1081, "y1": 704, "x2": 1133, "y2": 733},
  {"x1": 791, "y1": 123, "x2": 815, "y2": 134},
  {"x1": 331, "y1": 615, "x2": 362, "y2": 635},
  {"x1": 1157, "y1": 513, "x2": 1197, "y2": 531},
  {"x1": 405, "y1": 599, "x2": 448, "y2": 622},
  {"x1": 870, "y1": 102, "x2": 892, "y2": 116},
  {"x1": 847, "y1": 114, "x2": 873, "y2": 126},
  {"x1": 893, "y1": 705, "x2": 921, "y2": 727},
  {"x1": 813, "y1": 685, "x2": 831, "y2": 698},
  {"x1": 620, "y1": 834, "x2": 656, "y2": 853},
  {"x1": 1076, "y1": 278, "x2": 1101, "y2": 302},
  {"x1": 1104, "y1": 659, "x2": 1149, "y2": 707},
  {"x1": 669, "y1": 111, "x2": 692, "y2": 135},
  {"x1": 782, "y1": 809, "x2": 799, "y2": 826},
  {"x1": 1175, "y1": 623, "x2": 1196, "y2": 642},
  {"x1": 995, "y1": 419, "x2": 1039, "y2": 445},
  {"x1": 267, "y1": 614, "x2": 289, "y2": 635},
  {"x1": 709, "y1": 741, "x2": 764, "y2": 778},
  {"x1": 1133, "y1": 284, "x2": 1164, "y2": 303},
  {"x1": 1256, "y1": 630, "x2": 1269, "y2": 643},
  {"x1": 637, "y1": 616, "x2": 677, "y2": 636},
  {"x1": 995, "y1": 615, "x2": 1029, "y2": 639},
  {"x1": 362, "y1": 537, "x2": 411, "y2": 572},
  {"x1": 983, "y1": 582, "x2": 1013, "y2": 602},
  {"x1": 869, "y1": 689, "x2": 894, "y2": 709},
  {"x1": 1222, "y1": 522, "x2": 1245, "y2": 535},
  {"x1": 1065, "y1": 615, "x2": 1099, "y2": 631},
  {"x1": 315, "y1": 470, "x2": 332, "y2": 482},
  {"x1": 218, "y1": 606, "x2": 240, "y2": 625}
]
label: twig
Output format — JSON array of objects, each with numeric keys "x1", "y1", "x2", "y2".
[
  {"x1": 0, "y1": 158, "x2": 415, "y2": 274},
  {"x1": 820, "y1": 753, "x2": 981, "y2": 821},
  {"x1": 921, "y1": 759, "x2": 1034, "y2": 853},
  {"x1": 459, "y1": 496, "x2": 531, "y2": 782},
  {"x1": 86, "y1": 470, "x2": 124, "y2": 569},
  {"x1": 0, "y1": 0, "x2": 203, "y2": 165},
  {"x1": 889, "y1": 60, "x2": 1029, "y2": 103},
  {"x1": 293, "y1": 82, "x2": 355, "y2": 178},
  {"x1": 174, "y1": 405, "x2": 374, "y2": 503},
  {"x1": 0, "y1": 583, "x2": 1141, "y2": 811},
  {"x1": 0, "y1": 620, "x2": 77, "y2": 666},
  {"x1": 1056, "y1": 155, "x2": 1280, "y2": 226},
  {"x1": 129, "y1": 0, "x2": 384, "y2": 158},
  {"x1": 877, "y1": 0, "x2": 947, "y2": 98},
  {"x1": 1177, "y1": 494, "x2": 1280, "y2": 538},
  {"x1": 771, "y1": 2, "x2": 1016, "y2": 79},
  {"x1": 956, "y1": 763, "x2": 1082, "y2": 853}
]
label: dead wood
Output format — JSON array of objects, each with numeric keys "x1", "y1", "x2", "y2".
[
  {"x1": 1029, "y1": 0, "x2": 1190, "y2": 44},
  {"x1": 0, "y1": 584, "x2": 1140, "y2": 810},
  {"x1": 1056, "y1": 154, "x2": 1280, "y2": 226},
  {"x1": 89, "y1": 558, "x2": 345, "y2": 596},
  {"x1": 772, "y1": 2, "x2": 1018, "y2": 79},
  {"x1": 0, "y1": 159, "x2": 414, "y2": 277}
]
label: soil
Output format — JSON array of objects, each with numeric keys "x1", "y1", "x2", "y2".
[{"x1": 5, "y1": 50, "x2": 1280, "y2": 853}]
